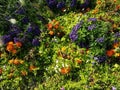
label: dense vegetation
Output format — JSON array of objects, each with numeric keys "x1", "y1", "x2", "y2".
[{"x1": 0, "y1": 0, "x2": 120, "y2": 90}]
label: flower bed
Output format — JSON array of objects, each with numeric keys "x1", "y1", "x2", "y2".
[{"x1": 0, "y1": 0, "x2": 120, "y2": 89}]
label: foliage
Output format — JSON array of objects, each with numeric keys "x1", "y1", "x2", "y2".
[{"x1": 0, "y1": 0, "x2": 120, "y2": 90}]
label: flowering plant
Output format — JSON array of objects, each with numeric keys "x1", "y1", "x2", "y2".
[{"x1": 69, "y1": 17, "x2": 115, "y2": 62}]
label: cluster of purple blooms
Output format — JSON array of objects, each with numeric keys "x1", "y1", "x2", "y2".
[
  {"x1": 46, "y1": 0, "x2": 90, "y2": 11},
  {"x1": 96, "y1": 37, "x2": 104, "y2": 43},
  {"x1": 2, "y1": 24, "x2": 41, "y2": 47},
  {"x1": 69, "y1": 21, "x2": 82, "y2": 42},
  {"x1": 94, "y1": 55, "x2": 107, "y2": 63},
  {"x1": 69, "y1": 18, "x2": 97, "y2": 47},
  {"x1": 70, "y1": 18, "x2": 112, "y2": 63},
  {"x1": 2, "y1": 5, "x2": 43, "y2": 47}
]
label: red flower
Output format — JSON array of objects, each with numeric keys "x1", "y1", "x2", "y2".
[{"x1": 106, "y1": 49, "x2": 115, "y2": 57}]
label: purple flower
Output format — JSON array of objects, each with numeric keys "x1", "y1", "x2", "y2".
[
  {"x1": 21, "y1": 34, "x2": 32, "y2": 44},
  {"x1": 79, "y1": 0, "x2": 90, "y2": 10},
  {"x1": 96, "y1": 37, "x2": 104, "y2": 43},
  {"x1": 114, "y1": 32, "x2": 120, "y2": 37},
  {"x1": 13, "y1": 37, "x2": 21, "y2": 43},
  {"x1": 88, "y1": 24, "x2": 96, "y2": 30},
  {"x1": 27, "y1": 25, "x2": 33, "y2": 33},
  {"x1": 57, "y1": 2, "x2": 65, "y2": 9},
  {"x1": 37, "y1": 15, "x2": 47, "y2": 24},
  {"x1": 78, "y1": 41, "x2": 89, "y2": 48},
  {"x1": 15, "y1": 7, "x2": 26, "y2": 14},
  {"x1": 70, "y1": 34, "x2": 78, "y2": 41},
  {"x1": 2, "y1": 35, "x2": 12, "y2": 44},
  {"x1": 70, "y1": 0, "x2": 77, "y2": 7},
  {"x1": 94, "y1": 55, "x2": 107, "y2": 63},
  {"x1": 27, "y1": 24, "x2": 41, "y2": 36},
  {"x1": 21, "y1": 17, "x2": 29, "y2": 24},
  {"x1": 113, "y1": 39, "x2": 119, "y2": 43},
  {"x1": 32, "y1": 38, "x2": 40, "y2": 46},
  {"x1": 112, "y1": 86, "x2": 117, "y2": 90},
  {"x1": 9, "y1": 28, "x2": 21, "y2": 37},
  {"x1": 33, "y1": 25, "x2": 41, "y2": 36},
  {"x1": 46, "y1": 0, "x2": 58, "y2": 9},
  {"x1": 88, "y1": 18, "x2": 97, "y2": 22},
  {"x1": 69, "y1": 24, "x2": 81, "y2": 42},
  {"x1": 60, "y1": 87, "x2": 65, "y2": 90}
]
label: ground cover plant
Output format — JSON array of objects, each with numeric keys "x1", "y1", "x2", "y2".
[{"x1": 0, "y1": 0, "x2": 120, "y2": 90}]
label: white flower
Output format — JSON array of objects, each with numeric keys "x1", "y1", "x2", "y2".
[
  {"x1": 19, "y1": 0, "x2": 25, "y2": 6},
  {"x1": 9, "y1": 18, "x2": 17, "y2": 24}
]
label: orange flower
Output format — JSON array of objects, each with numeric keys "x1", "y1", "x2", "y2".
[
  {"x1": 96, "y1": 0, "x2": 101, "y2": 4},
  {"x1": 113, "y1": 43, "x2": 119, "y2": 48},
  {"x1": 52, "y1": 19, "x2": 56, "y2": 23},
  {"x1": 112, "y1": 24, "x2": 118, "y2": 29},
  {"x1": 13, "y1": 59, "x2": 20, "y2": 65},
  {"x1": 11, "y1": 49, "x2": 17, "y2": 54},
  {"x1": 21, "y1": 70, "x2": 27, "y2": 76},
  {"x1": 76, "y1": 59, "x2": 82, "y2": 64},
  {"x1": 47, "y1": 23, "x2": 53, "y2": 30},
  {"x1": 60, "y1": 26, "x2": 64, "y2": 29},
  {"x1": 60, "y1": 67, "x2": 70, "y2": 74},
  {"x1": 6, "y1": 44, "x2": 14, "y2": 51},
  {"x1": 0, "y1": 68, "x2": 2, "y2": 75},
  {"x1": 29, "y1": 65, "x2": 36, "y2": 71},
  {"x1": 55, "y1": 21, "x2": 60, "y2": 26},
  {"x1": 114, "y1": 0, "x2": 117, "y2": 2},
  {"x1": 54, "y1": 24, "x2": 59, "y2": 29},
  {"x1": 49, "y1": 30, "x2": 54, "y2": 35},
  {"x1": 106, "y1": 49, "x2": 115, "y2": 57},
  {"x1": 116, "y1": 5, "x2": 120, "y2": 10},
  {"x1": 86, "y1": 8, "x2": 90, "y2": 12},
  {"x1": 7, "y1": 41, "x2": 14, "y2": 45},
  {"x1": 15, "y1": 42, "x2": 22, "y2": 48},
  {"x1": 92, "y1": 9, "x2": 98, "y2": 14}
]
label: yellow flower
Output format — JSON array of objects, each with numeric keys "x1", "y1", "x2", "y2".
[
  {"x1": 114, "y1": 53, "x2": 120, "y2": 57},
  {"x1": 21, "y1": 70, "x2": 27, "y2": 76},
  {"x1": 112, "y1": 24, "x2": 118, "y2": 29},
  {"x1": 19, "y1": 60, "x2": 24, "y2": 64},
  {"x1": 92, "y1": 9, "x2": 98, "y2": 14},
  {"x1": 79, "y1": 13, "x2": 83, "y2": 16},
  {"x1": 114, "y1": 64, "x2": 119, "y2": 68},
  {"x1": 61, "y1": 47, "x2": 66, "y2": 52},
  {"x1": 9, "y1": 59, "x2": 14, "y2": 64}
]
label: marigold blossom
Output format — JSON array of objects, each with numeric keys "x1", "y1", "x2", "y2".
[
  {"x1": 60, "y1": 67, "x2": 70, "y2": 74},
  {"x1": 106, "y1": 49, "x2": 115, "y2": 57},
  {"x1": 15, "y1": 42, "x2": 22, "y2": 48}
]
